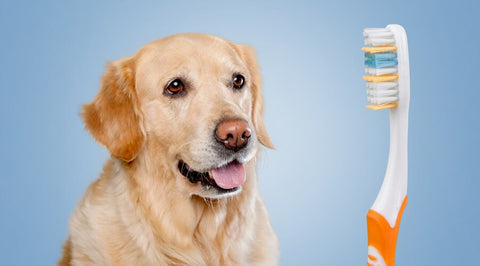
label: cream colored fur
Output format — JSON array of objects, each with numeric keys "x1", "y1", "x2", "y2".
[{"x1": 60, "y1": 33, "x2": 278, "y2": 265}]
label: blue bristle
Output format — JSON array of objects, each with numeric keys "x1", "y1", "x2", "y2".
[
  {"x1": 364, "y1": 52, "x2": 398, "y2": 68},
  {"x1": 365, "y1": 52, "x2": 397, "y2": 60},
  {"x1": 364, "y1": 59, "x2": 398, "y2": 68}
]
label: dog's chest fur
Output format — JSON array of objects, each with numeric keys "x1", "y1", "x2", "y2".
[{"x1": 66, "y1": 160, "x2": 261, "y2": 265}]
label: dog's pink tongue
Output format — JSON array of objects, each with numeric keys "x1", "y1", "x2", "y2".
[{"x1": 211, "y1": 162, "x2": 246, "y2": 189}]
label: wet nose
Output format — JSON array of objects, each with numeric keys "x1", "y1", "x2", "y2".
[{"x1": 215, "y1": 119, "x2": 251, "y2": 151}]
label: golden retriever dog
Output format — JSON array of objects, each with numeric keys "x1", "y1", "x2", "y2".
[{"x1": 59, "y1": 33, "x2": 279, "y2": 265}]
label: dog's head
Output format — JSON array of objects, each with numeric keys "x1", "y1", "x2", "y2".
[{"x1": 82, "y1": 34, "x2": 273, "y2": 199}]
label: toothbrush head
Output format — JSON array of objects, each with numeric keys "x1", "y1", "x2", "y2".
[{"x1": 362, "y1": 26, "x2": 407, "y2": 111}]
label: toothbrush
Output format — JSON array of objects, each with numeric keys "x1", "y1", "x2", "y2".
[{"x1": 362, "y1": 24, "x2": 410, "y2": 266}]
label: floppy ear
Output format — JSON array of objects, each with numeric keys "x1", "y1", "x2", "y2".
[
  {"x1": 82, "y1": 57, "x2": 145, "y2": 162},
  {"x1": 232, "y1": 44, "x2": 274, "y2": 149}
]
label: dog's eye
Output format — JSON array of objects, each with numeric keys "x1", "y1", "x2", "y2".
[
  {"x1": 165, "y1": 79, "x2": 185, "y2": 95},
  {"x1": 232, "y1": 74, "x2": 245, "y2": 89}
]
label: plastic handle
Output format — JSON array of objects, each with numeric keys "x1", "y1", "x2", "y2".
[{"x1": 367, "y1": 196, "x2": 408, "y2": 266}]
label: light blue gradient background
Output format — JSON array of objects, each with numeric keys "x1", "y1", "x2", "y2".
[{"x1": 1, "y1": 0, "x2": 479, "y2": 265}]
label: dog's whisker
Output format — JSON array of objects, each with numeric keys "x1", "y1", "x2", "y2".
[{"x1": 176, "y1": 140, "x2": 194, "y2": 151}]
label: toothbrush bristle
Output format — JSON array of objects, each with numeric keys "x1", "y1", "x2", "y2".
[
  {"x1": 363, "y1": 28, "x2": 395, "y2": 46},
  {"x1": 363, "y1": 27, "x2": 399, "y2": 110}
]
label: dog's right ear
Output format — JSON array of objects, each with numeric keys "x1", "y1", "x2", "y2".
[{"x1": 82, "y1": 57, "x2": 145, "y2": 162}]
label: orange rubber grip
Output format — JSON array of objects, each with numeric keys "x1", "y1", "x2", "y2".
[{"x1": 367, "y1": 196, "x2": 408, "y2": 266}]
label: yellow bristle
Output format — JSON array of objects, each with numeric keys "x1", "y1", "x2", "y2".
[
  {"x1": 361, "y1": 45, "x2": 397, "y2": 54},
  {"x1": 365, "y1": 103, "x2": 398, "y2": 110},
  {"x1": 363, "y1": 74, "x2": 398, "y2": 82}
]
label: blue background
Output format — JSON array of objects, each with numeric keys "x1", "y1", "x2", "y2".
[{"x1": 1, "y1": 0, "x2": 479, "y2": 265}]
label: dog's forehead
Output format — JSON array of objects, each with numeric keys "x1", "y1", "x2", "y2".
[{"x1": 136, "y1": 34, "x2": 245, "y2": 74}]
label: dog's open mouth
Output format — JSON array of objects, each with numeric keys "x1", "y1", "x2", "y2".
[{"x1": 178, "y1": 160, "x2": 245, "y2": 193}]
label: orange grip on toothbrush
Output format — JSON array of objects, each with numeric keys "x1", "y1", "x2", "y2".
[{"x1": 366, "y1": 197, "x2": 408, "y2": 266}]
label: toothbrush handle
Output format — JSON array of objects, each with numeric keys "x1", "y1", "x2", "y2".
[{"x1": 366, "y1": 196, "x2": 408, "y2": 266}]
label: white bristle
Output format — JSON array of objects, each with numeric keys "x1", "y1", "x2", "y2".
[
  {"x1": 365, "y1": 38, "x2": 395, "y2": 46},
  {"x1": 366, "y1": 81, "x2": 398, "y2": 103},
  {"x1": 365, "y1": 67, "x2": 397, "y2": 75},
  {"x1": 367, "y1": 89, "x2": 398, "y2": 97},
  {"x1": 363, "y1": 28, "x2": 395, "y2": 46},
  {"x1": 366, "y1": 82, "x2": 398, "y2": 90},
  {"x1": 363, "y1": 28, "x2": 394, "y2": 38},
  {"x1": 367, "y1": 96, "x2": 398, "y2": 105}
]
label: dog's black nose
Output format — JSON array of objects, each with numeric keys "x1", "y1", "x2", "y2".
[{"x1": 215, "y1": 119, "x2": 251, "y2": 151}]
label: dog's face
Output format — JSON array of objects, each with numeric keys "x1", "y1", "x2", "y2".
[{"x1": 82, "y1": 34, "x2": 273, "y2": 199}]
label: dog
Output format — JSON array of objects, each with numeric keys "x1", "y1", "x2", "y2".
[{"x1": 59, "y1": 33, "x2": 279, "y2": 265}]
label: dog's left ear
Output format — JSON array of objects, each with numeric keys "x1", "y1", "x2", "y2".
[
  {"x1": 82, "y1": 57, "x2": 145, "y2": 162},
  {"x1": 232, "y1": 43, "x2": 274, "y2": 149}
]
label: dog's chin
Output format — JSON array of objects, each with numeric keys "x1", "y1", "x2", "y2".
[
  {"x1": 197, "y1": 185, "x2": 242, "y2": 200},
  {"x1": 178, "y1": 160, "x2": 245, "y2": 199}
]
